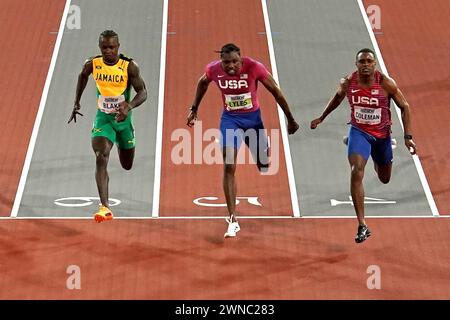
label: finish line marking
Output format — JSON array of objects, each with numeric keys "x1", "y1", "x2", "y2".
[{"x1": 1, "y1": 215, "x2": 446, "y2": 220}]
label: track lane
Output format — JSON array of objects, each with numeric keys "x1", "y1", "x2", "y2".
[
  {"x1": 0, "y1": 0, "x2": 66, "y2": 216},
  {"x1": 159, "y1": 0, "x2": 294, "y2": 217},
  {"x1": 364, "y1": 0, "x2": 450, "y2": 214}
]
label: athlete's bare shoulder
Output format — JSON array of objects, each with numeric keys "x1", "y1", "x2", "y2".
[
  {"x1": 379, "y1": 72, "x2": 396, "y2": 84},
  {"x1": 80, "y1": 56, "x2": 95, "y2": 75},
  {"x1": 338, "y1": 74, "x2": 351, "y2": 95},
  {"x1": 126, "y1": 59, "x2": 146, "y2": 91},
  {"x1": 380, "y1": 72, "x2": 398, "y2": 95},
  {"x1": 128, "y1": 59, "x2": 139, "y2": 72},
  {"x1": 340, "y1": 74, "x2": 351, "y2": 86}
]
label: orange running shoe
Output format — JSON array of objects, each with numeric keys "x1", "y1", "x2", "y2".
[{"x1": 94, "y1": 205, "x2": 114, "y2": 223}]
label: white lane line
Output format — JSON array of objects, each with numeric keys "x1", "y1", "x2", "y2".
[
  {"x1": 0, "y1": 216, "x2": 291, "y2": 220},
  {"x1": 357, "y1": 0, "x2": 439, "y2": 216},
  {"x1": 152, "y1": 0, "x2": 169, "y2": 218},
  {"x1": 10, "y1": 0, "x2": 72, "y2": 218},
  {"x1": 0, "y1": 215, "x2": 448, "y2": 220},
  {"x1": 261, "y1": 0, "x2": 301, "y2": 217},
  {"x1": 299, "y1": 215, "x2": 445, "y2": 219}
]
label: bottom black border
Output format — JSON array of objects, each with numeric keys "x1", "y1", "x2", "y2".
[{"x1": 1, "y1": 300, "x2": 447, "y2": 318}]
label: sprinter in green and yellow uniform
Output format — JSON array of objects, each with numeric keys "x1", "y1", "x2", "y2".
[{"x1": 69, "y1": 30, "x2": 147, "y2": 222}]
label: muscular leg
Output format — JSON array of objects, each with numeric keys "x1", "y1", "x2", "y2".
[
  {"x1": 92, "y1": 137, "x2": 113, "y2": 207},
  {"x1": 348, "y1": 154, "x2": 368, "y2": 226},
  {"x1": 223, "y1": 147, "x2": 238, "y2": 222},
  {"x1": 118, "y1": 147, "x2": 135, "y2": 170}
]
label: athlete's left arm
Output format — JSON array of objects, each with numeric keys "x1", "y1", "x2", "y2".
[
  {"x1": 116, "y1": 60, "x2": 147, "y2": 122},
  {"x1": 128, "y1": 60, "x2": 147, "y2": 109},
  {"x1": 382, "y1": 74, "x2": 417, "y2": 155},
  {"x1": 260, "y1": 74, "x2": 299, "y2": 134}
]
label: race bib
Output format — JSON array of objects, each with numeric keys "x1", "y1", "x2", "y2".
[
  {"x1": 354, "y1": 106, "x2": 381, "y2": 125},
  {"x1": 225, "y1": 92, "x2": 253, "y2": 111},
  {"x1": 97, "y1": 95, "x2": 125, "y2": 114}
]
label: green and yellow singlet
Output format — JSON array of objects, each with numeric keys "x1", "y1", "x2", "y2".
[{"x1": 92, "y1": 54, "x2": 132, "y2": 114}]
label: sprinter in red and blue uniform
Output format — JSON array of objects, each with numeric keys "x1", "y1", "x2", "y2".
[{"x1": 310, "y1": 48, "x2": 417, "y2": 243}]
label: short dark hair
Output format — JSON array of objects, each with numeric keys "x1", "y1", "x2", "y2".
[
  {"x1": 216, "y1": 43, "x2": 240, "y2": 57},
  {"x1": 99, "y1": 30, "x2": 119, "y2": 42},
  {"x1": 356, "y1": 48, "x2": 375, "y2": 59}
]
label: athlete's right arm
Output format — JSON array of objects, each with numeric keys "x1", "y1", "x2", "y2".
[
  {"x1": 68, "y1": 59, "x2": 93, "y2": 123},
  {"x1": 310, "y1": 77, "x2": 349, "y2": 129},
  {"x1": 187, "y1": 73, "x2": 211, "y2": 127}
]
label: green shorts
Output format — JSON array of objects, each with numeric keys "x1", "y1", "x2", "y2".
[{"x1": 91, "y1": 110, "x2": 136, "y2": 149}]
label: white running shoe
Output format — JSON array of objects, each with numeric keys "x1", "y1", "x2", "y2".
[{"x1": 224, "y1": 216, "x2": 240, "y2": 238}]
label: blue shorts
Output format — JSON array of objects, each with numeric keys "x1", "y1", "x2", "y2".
[
  {"x1": 220, "y1": 109, "x2": 269, "y2": 168},
  {"x1": 347, "y1": 126, "x2": 393, "y2": 165}
]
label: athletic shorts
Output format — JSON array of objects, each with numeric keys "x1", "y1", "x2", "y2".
[
  {"x1": 91, "y1": 109, "x2": 136, "y2": 149},
  {"x1": 220, "y1": 108, "x2": 269, "y2": 168},
  {"x1": 347, "y1": 125, "x2": 393, "y2": 165}
]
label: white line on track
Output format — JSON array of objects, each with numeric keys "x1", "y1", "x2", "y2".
[
  {"x1": 152, "y1": 0, "x2": 169, "y2": 218},
  {"x1": 261, "y1": 0, "x2": 301, "y2": 217},
  {"x1": 1, "y1": 215, "x2": 448, "y2": 220},
  {"x1": 357, "y1": 0, "x2": 439, "y2": 216},
  {"x1": 10, "y1": 0, "x2": 72, "y2": 218}
]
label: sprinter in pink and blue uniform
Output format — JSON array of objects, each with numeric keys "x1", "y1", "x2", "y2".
[{"x1": 187, "y1": 43, "x2": 299, "y2": 238}]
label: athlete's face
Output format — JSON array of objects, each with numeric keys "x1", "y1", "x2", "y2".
[
  {"x1": 99, "y1": 36, "x2": 120, "y2": 64},
  {"x1": 356, "y1": 52, "x2": 376, "y2": 76},
  {"x1": 221, "y1": 51, "x2": 242, "y2": 75}
]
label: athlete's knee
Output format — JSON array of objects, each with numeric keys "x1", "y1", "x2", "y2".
[
  {"x1": 350, "y1": 165, "x2": 365, "y2": 180},
  {"x1": 118, "y1": 148, "x2": 135, "y2": 171},
  {"x1": 375, "y1": 164, "x2": 391, "y2": 184},
  {"x1": 121, "y1": 162, "x2": 133, "y2": 171},
  {"x1": 379, "y1": 175, "x2": 390, "y2": 184},
  {"x1": 95, "y1": 150, "x2": 110, "y2": 166}
]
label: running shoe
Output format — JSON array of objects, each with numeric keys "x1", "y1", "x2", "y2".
[
  {"x1": 224, "y1": 216, "x2": 240, "y2": 238},
  {"x1": 94, "y1": 205, "x2": 114, "y2": 223},
  {"x1": 355, "y1": 224, "x2": 371, "y2": 243}
]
